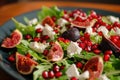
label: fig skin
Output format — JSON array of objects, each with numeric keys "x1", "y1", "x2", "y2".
[{"x1": 99, "y1": 36, "x2": 120, "y2": 58}]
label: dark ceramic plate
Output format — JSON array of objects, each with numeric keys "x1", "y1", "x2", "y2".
[{"x1": 0, "y1": 7, "x2": 120, "y2": 80}]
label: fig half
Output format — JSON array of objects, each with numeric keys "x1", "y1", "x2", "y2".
[{"x1": 99, "y1": 35, "x2": 120, "y2": 58}]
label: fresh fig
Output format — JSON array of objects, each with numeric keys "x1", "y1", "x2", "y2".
[
  {"x1": 46, "y1": 41, "x2": 64, "y2": 62},
  {"x1": 99, "y1": 35, "x2": 120, "y2": 58},
  {"x1": 42, "y1": 16, "x2": 55, "y2": 27},
  {"x1": 61, "y1": 27, "x2": 80, "y2": 42},
  {"x1": 71, "y1": 19, "x2": 96, "y2": 29},
  {"x1": 83, "y1": 56, "x2": 103, "y2": 80},
  {"x1": 16, "y1": 52, "x2": 38, "y2": 75},
  {"x1": 1, "y1": 29, "x2": 22, "y2": 48}
]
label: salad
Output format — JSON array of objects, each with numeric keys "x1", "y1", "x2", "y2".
[{"x1": 1, "y1": 6, "x2": 120, "y2": 80}]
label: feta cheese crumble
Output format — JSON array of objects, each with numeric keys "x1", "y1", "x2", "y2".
[
  {"x1": 57, "y1": 18, "x2": 68, "y2": 26},
  {"x1": 66, "y1": 64, "x2": 80, "y2": 78},
  {"x1": 86, "y1": 27, "x2": 97, "y2": 35},
  {"x1": 97, "y1": 26, "x2": 109, "y2": 36},
  {"x1": 107, "y1": 16, "x2": 119, "y2": 23},
  {"x1": 67, "y1": 41, "x2": 82, "y2": 57},
  {"x1": 79, "y1": 71, "x2": 90, "y2": 80},
  {"x1": 42, "y1": 24, "x2": 55, "y2": 40},
  {"x1": 29, "y1": 42, "x2": 49, "y2": 53},
  {"x1": 28, "y1": 18, "x2": 38, "y2": 26},
  {"x1": 35, "y1": 24, "x2": 44, "y2": 30},
  {"x1": 98, "y1": 74, "x2": 110, "y2": 80}
]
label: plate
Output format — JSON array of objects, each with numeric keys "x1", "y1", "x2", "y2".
[{"x1": 0, "y1": 7, "x2": 120, "y2": 80}]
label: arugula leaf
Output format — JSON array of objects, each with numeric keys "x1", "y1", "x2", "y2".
[
  {"x1": 90, "y1": 34, "x2": 102, "y2": 44},
  {"x1": 38, "y1": 6, "x2": 64, "y2": 21},
  {"x1": 102, "y1": 16, "x2": 112, "y2": 25},
  {"x1": 12, "y1": 18, "x2": 36, "y2": 37},
  {"x1": 33, "y1": 65, "x2": 52, "y2": 80}
]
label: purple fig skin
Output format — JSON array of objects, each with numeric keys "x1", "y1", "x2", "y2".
[{"x1": 99, "y1": 36, "x2": 120, "y2": 58}]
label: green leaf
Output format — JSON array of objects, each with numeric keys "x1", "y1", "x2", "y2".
[
  {"x1": 38, "y1": 6, "x2": 64, "y2": 21},
  {"x1": 33, "y1": 65, "x2": 52, "y2": 80},
  {"x1": 102, "y1": 16, "x2": 112, "y2": 24},
  {"x1": 90, "y1": 34, "x2": 102, "y2": 44},
  {"x1": 12, "y1": 18, "x2": 36, "y2": 37}
]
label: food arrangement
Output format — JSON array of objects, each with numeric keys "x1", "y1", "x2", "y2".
[{"x1": 1, "y1": 6, "x2": 120, "y2": 80}]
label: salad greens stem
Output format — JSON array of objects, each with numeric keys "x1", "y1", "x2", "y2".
[{"x1": 106, "y1": 70, "x2": 120, "y2": 76}]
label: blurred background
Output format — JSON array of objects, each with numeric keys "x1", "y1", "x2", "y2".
[{"x1": 0, "y1": 0, "x2": 120, "y2": 6}]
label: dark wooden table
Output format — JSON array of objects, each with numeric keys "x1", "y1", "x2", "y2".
[{"x1": 0, "y1": 1, "x2": 120, "y2": 80}]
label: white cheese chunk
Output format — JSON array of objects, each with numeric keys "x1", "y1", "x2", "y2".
[
  {"x1": 67, "y1": 41, "x2": 82, "y2": 57},
  {"x1": 79, "y1": 71, "x2": 89, "y2": 80},
  {"x1": 66, "y1": 64, "x2": 80, "y2": 78},
  {"x1": 28, "y1": 18, "x2": 38, "y2": 26},
  {"x1": 98, "y1": 74, "x2": 110, "y2": 80},
  {"x1": 115, "y1": 27, "x2": 120, "y2": 35},
  {"x1": 35, "y1": 24, "x2": 44, "y2": 30},
  {"x1": 57, "y1": 18, "x2": 68, "y2": 26},
  {"x1": 86, "y1": 27, "x2": 97, "y2": 35},
  {"x1": 97, "y1": 26, "x2": 109, "y2": 36},
  {"x1": 29, "y1": 42, "x2": 49, "y2": 53},
  {"x1": 42, "y1": 24, "x2": 55, "y2": 40},
  {"x1": 60, "y1": 26, "x2": 67, "y2": 33},
  {"x1": 107, "y1": 16, "x2": 119, "y2": 23}
]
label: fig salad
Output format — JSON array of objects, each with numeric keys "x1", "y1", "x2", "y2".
[{"x1": 1, "y1": 6, "x2": 120, "y2": 80}]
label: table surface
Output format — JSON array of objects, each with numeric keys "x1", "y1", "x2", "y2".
[{"x1": 0, "y1": 1, "x2": 120, "y2": 80}]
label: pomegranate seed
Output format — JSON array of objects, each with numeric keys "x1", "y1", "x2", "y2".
[
  {"x1": 53, "y1": 65, "x2": 60, "y2": 72},
  {"x1": 54, "y1": 29, "x2": 59, "y2": 33},
  {"x1": 48, "y1": 71, "x2": 55, "y2": 78},
  {"x1": 8, "y1": 55, "x2": 15, "y2": 62},
  {"x1": 98, "y1": 31, "x2": 103, "y2": 36},
  {"x1": 75, "y1": 17, "x2": 83, "y2": 22},
  {"x1": 58, "y1": 37, "x2": 64, "y2": 42},
  {"x1": 64, "y1": 39, "x2": 70, "y2": 43},
  {"x1": 64, "y1": 10, "x2": 67, "y2": 14},
  {"x1": 106, "y1": 25, "x2": 112, "y2": 30},
  {"x1": 116, "y1": 41, "x2": 120, "y2": 47},
  {"x1": 51, "y1": 16, "x2": 56, "y2": 22},
  {"x1": 93, "y1": 49, "x2": 101, "y2": 54},
  {"x1": 42, "y1": 71, "x2": 48, "y2": 79},
  {"x1": 55, "y1": 71, "x2": 62, "y2": 78},
  {"x1": 60, "y1": 65, "x2": 65, "y2": 70},
  {"x1": 85, "y1": 46, "x2": 91, "y2": 52},
  {"x1": 87, "y1": 41, "x2": 92, "y2": 46},
  {"x1": 33, "y1": 37, "x2": 40, "y2": 42},
  {"x1": 75, "y1": 62, "x2": 83, "y2": 69},
  {"x1": 80, "y1": 36, "x2": 85, "y2": 41},
  {"x1": 91, "y1": 44, "x2": 98, "y2": 50},
  {"x1": 43, "y1": 50, "x2": 49, "y2": 56},
  {"x1": 36, "y1": 28, "x2": 42, "y2": 33},
  {"x1": 84, "y1": 33, "x2": 90, "y2": 39},
  {"x1": 79, "y1": 42, "x2": 86, "y2": 49},
  {"x1": 43, "y1": 35, "x2": 50, "y2": 40},
  {"x1": 25, "y1": 34, "x2": 31, "y2": 40},
  {"x1": 104, "y1": 50, "x2": 112, "y2": 55},
  {"x1": 70, "y1": 77, "x2": 77, "y2": 80},
  {"x1": 104, "y1": 54, "x2": 110, "y2": 62}
]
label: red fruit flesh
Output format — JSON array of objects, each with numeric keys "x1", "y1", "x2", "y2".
[
  {"x1": 16, "y1": 52, "x2": 38, "y2": 75},
  {"x1": 48, "y1": 71, "x2": 55, "y2": 78},
  {"x1": 1, "y1": 29, "x2": 22, "y2": 48},
  {"x1": 42, "y1": 16, "x2": 55, "y2": 27},
  {"x1": 55, "y1": 71, "x2": 62, "y2": 78},
  {"x1": 53, "y1": 65, "x2": 60, "y2": 72},
  {"x1": 46, "y1": 41, "x2": 64, "y2": 62},
  {"x1": 75, "y1": 62, "x2": 83, "y2": 69},
  {"x1": 104, "y1": 54, "x2": 110, "y2": 62},
  {"x1": 83, "y1": 56, "x2": 103, "y2": 80}
]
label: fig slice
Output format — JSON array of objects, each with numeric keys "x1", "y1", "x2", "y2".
[
  {"x1": 16, "y1": 52, "x2": 38, "y2": 75},
  {"x1": 71, "y1": 19, "x2": 96, "y2": 29},
  {"x1": 99, "y1": 35, "x2": 120, "y2": 57},
  {"x1": 42, "y1": 16, "x2": 55, "y2": 27},
  {"x1": 1, "y1": 29, "x2": 22, "y2": 48},
  {"x1": 46, "y1": 41, "x2": 64, "y2": 62},
  {"x1": 83, "y1": 56, "x2": 103, "y2": 80}
]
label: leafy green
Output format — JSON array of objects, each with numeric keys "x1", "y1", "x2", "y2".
[
  {"x1": 108, "y1": 29, "x2": 116, "y2": 36},
  {"x1": 90, "y1": 34, "x2": 102, "y2": 44},
  {"x1": 38, "y1": 6, "x2": 64, "y2": 21},
  {"x1": 33, "y1": 65, "x2": 52, "y2": 80},
  {"x1": 12, "y1": 18, "x2": 36, "y2": 37},
  {"x1": 59, "y1": 41, "x2": 70, "y2": 51},
  {"x1": 102, "y1": 16, "x2": 112, "y2": 24}
]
